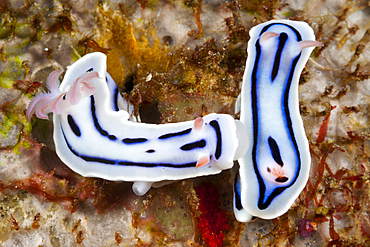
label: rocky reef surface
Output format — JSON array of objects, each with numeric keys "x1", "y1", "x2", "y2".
[{"x1": 1, "y1": 0, "x2": 370, "y2": 246}]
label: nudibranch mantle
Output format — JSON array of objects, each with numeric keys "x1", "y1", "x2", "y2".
[
  {"x1": 234, "y1": 20, "x2": 320, "y2": 221},
  {"x1": 28, "y1": 52, "x2": 249, "y2": 196}
]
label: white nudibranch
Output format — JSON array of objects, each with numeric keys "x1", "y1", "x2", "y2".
[
  {"x1": 27, "y1": 52, "x2": 249, "y2": 196},
  {"x1": 233, "y1": 20, "x2": 322, "y2": 222}
]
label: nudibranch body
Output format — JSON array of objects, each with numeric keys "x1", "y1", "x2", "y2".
[
  {"x1": 28, "y1": 52, "x2": 249, "y2": 196},
  {"x1": 234, "y1": 20, "x2": 321, "y2": 221}
]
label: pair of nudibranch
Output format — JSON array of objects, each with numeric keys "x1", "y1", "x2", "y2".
[{"x1": 27, "y1": 20, "x2": 322, "y2": 222}]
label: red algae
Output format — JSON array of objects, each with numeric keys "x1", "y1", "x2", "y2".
[
  {"x1": 78, "y1": 35, "x2": 111, "y2": 55},
  {"x1": 0, "y1": 170, "x2": 137, "y2": 215},
  {"x1": 316, "y1": 105, "x2": 337, "y2": 144},
  {"x1": 9, "y1": 214, "x2": 19, "y2": 231},
  {"x1": 195, "y1": 182, "x2": 230, "y2": 247}
]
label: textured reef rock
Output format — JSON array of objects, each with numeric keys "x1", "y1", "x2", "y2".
[{"x1": 1, "y1": 0, "x2": 370, "y2": 246}]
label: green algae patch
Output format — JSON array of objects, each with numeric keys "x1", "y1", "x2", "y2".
[
  {"x1": 0, "y1": 101, "x2": 32, "y2": 152},
  {"x1": 0, "y1": 56, "x2": 24, "y2": 88},
  {"x1": 0, "y1": 114, "x2": 16, "y2": 138}
]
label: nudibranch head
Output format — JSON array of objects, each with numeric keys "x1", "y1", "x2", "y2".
[
  {"x1": 257, "y1": 26, "x2": 323, "y2": 84},
  {"x1": 27, "y1": 70, "x2": 99, "y2": 121}
]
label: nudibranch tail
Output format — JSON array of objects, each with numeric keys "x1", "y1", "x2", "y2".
[
  {"x1": 236, "y1": 20, "x2": 314, "y2": 220},
  {"x1": 233, "y1": 171, "x2": 254, "y2": 222}
]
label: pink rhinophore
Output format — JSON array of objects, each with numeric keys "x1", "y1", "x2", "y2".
[{"x1": 26, "y1": 70, "x2": 98, "y2": 121}]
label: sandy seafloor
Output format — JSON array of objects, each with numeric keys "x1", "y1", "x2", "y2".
[{"x1": 1, "y1": 0, "x2": 370, "y2": 246}]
